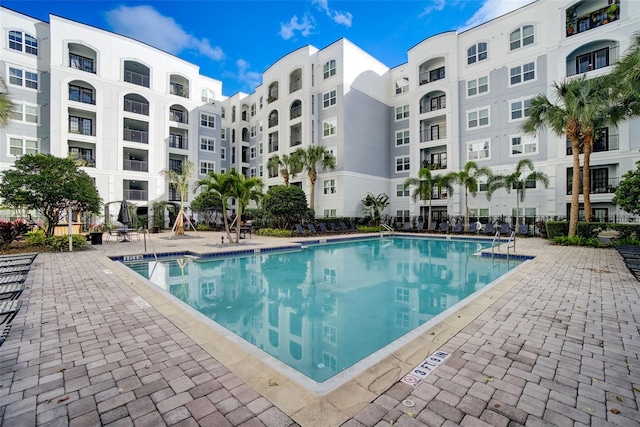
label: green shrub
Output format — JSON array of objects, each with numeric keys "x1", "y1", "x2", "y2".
[
  {"x1": 357, "y1": 225, "x2": 382, "y2": 233},
  {"x1": 614, "y1": 237, "x2": 640, "y2": 246},
  {"x1": 607, "y1": 223, "x2": 640, "y2": 240},
  {"x1": 546, "y1": 221, "x2": 568, "y2": 238},
  {"x1": 256, "y1": 228, "x2": 294, "y2": 237},
  {"x1": 196, "y1": 224, "x2": 213, "y2": 231},
  {"x1": 576, "y1": 222, "x2": 605, "y2": 239},
  {"x1": 25, "y1": 229, "x2": 46, "y2": 246},
  {"x1": 552, "y1": 235, "x2": 603, "y2": 247},
  {"x1": 44, "y1": 234, "x2": 86, "y2": 251}
]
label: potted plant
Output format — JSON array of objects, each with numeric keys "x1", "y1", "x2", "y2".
[
  {"x1": 606, "y1": 3, "x2": 618, "y2": 22},
  {"x1": 89, "y1": 223, "x2": 104, "y2": 244}
]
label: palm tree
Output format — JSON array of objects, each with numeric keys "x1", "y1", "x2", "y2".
[
  {"x1": 361, "y1": 193, "x2": 389, "y2": 226},
  {"x1": 293, "y1": 146, "x2": 336, "y2": 210},
  {"x1": 161, "y1": 159, "x2": 195, "y2": 235},
  {"x1": 403, "y1": 169, "x2": 456, "y2": 229},
  {"x1": 523, "y1": 77, "x2": 608, "y2": 236},
  {"x1": 226, "y1": 169, "x2": 264, "y2": 243},
  {"x1": 610, "y1": 33, "x2": 640, "y2": 118},
  {"x1": 266, "y1": 154, "x2": 301, "y2": 186},
  {"x1": 0, "y1": 79, "x2": 15, "y2": 128},
  {"x1": 195, "y1": 171, "x2": 236, "y2": 242},
  {"x1": 453, "y1": 161, "x2": 492, "y2": 231},
  {"x1": 487, "y1": 159, "x2": 549, "y2": 229}
]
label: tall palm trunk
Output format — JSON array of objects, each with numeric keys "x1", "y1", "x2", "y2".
[
  {"x1": 582, "y1": 132, "x2": 593, "y2": 222},
  {"x1": 515, "y1": 190, "x2": 521, "y2": 228},
  {"x1": 283, "y1": 170, "x2": 290, "y2": 186},
  {"x1": 308, "y1": 167, "x2": 317, "y2": 209},
  {"x1": 464, "y1": 190, "x2": 469, "y2": 231},
  {"x1": 568, "y1": 121, "x2": 581, "y2": 237}
]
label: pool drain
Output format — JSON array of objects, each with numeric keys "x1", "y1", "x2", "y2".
[{"x1": 402, "y1": 399, "x2": 415, "y2": 407}]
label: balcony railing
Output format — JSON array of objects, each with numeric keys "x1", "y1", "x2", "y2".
[
  {"x1": 567, "y1": 46, "x2": 619, "y2": 77},
  {"x1": 268, "y1": 142, "x2": 279, "y2": 153},
  {"x1": 420, "y1": 126, "x2": 447, "y2": 142},
  {"x1": 419, "y1": 67, "x2": 445, "y2": 85},
  {"x1": 123, "y1": 159, "x2": 149, "y2": 172},
  {"x1": 169, "y1": 135, "x2": 188, "y2": 150},
  {"x1": 567, "y1": 177, "x2": 618, "y2": 195},
  {"x1": 290, "y1": 105, "x2": 302, "y2": 119},
  {"x1": 290, "y1": 137, "x2": 302, "y2": 147},
  {"x1": 566, "y1": 4, "x2": 620, "y2": 37},
  {"x1": 69, "y1": 53, "x2": 95, "y2": 73},
  {"x1": 123, "y1": 128, "x2": 148, "y2": 144},
  {"x1": 566, "y1": 134, "x2": 619, "y2": 155},
  {"x1": 124, "y1": 99, "x2": 150, "y2": 116},
  {"x1": 290, "y1": 78, "x2": 302, "y2": 93},
  {"x1": 421, "y1": 160, "x2": 447, "y2": 170},
  {"x1": 169, "y1": 109, "x2": 187, "y2": 123},
  {"x1": 69, "y1": 85, "x2": 95, "y2": 105},
  {"x1": 267, "y1": 91, "x2": 278, "y2": 103},
  {"x1": 69, "y1": 153, "x2": 95, "y2": 167},
  {"x1": 241, "y1": 111, "x2": 248, "y2": 122},
  {"x1": 170, "y1": 83, "x2": 189, "y2": 98},
  {"x1": 69, "y1": 117, "x2": 94, "y2": 136},
  {"x1": 420, "y1": 101, "x2": 445, "y2": 114},
  {"x1": 124, "y1": 70, "x2": 150, "y2": 88},
  {"x1": 124, "y1": 189, "x2": 148, "y2": 201},
  {"x1": 268, "y1": 117, "x2": 278, "y2": 128}
]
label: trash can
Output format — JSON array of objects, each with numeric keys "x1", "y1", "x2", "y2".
[{"x1": 90, "y1": 232, "x2": 103, "y2": 245}]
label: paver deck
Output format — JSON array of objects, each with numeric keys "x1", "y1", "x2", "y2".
[{"x1": 1, "y1": 231, "x2": 639, "y2": 426}]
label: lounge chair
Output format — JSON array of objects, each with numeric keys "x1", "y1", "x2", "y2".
[
  {"x1": 517, "y1": 224, "x2": 529, "y2": 237},
  {"x1": 414, "y1": 222, "x2": 425, "y2": 232},
  {"x1": 483, "y1": 223, "x2": 495, "y2": 235},
  {"x1": 0, "y1": 300, "x2": 21, "y2": 325},
  {"x1": 0, "y1": 283, "x2": 25, "y2": 301},
  {"x1": 452, "y1": 223, "x2": 463, "y2": 234},
  {"x1": 0, "y1": 258, "x2": 33, "y2": 267},
  {"x1": 318, "y1": 223, "x2": 335, "y2": 234},
  {"x1": 439, "y1": 221, "x2": 450, "y2": 233},
  {"x1": 308, "y1": 223, "x2": 318, "y2": 235},
  {"x1": 499, "y1": 223, "x2": 511, "y2": 236},
  {"x1": 402, "y1": 222, "x2": 413, "y2": 232},
  {"x1": 329, "y1": 223, "x2": 342, "y2": 233},
  {"x1": 293, "y1": 223, "x2": 305, "y2": 236},
  {"x1": 340, "y1": 221, "x2": 354, "y2": 233},
  {"x1": 426, "y1": 222, "x2": 438, "y2": 233},
  {"x1": 468, "y1": 223, "x2": 478, "y2": 234},
  {"x1": 0, "y1": 324, "x2": 10, "y2": 347},
  {"x1": 0, "y1": 265, "x2": 30, "y2": 275},
  {"x1": 349, "y1": 221, "x2": 359, "y2": 232},
  {"x1": 0, "y1": 274, "x2": 27, "y2": 285}
]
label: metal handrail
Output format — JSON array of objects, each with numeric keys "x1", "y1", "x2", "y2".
[
  {"x1": 380, "y1": 223, "x2": 394, "y2": 234},
  {"x1": 491, "y1": 230, "x2": 501, "y2": 256},
  {"x1": 507, "y1": 231, "x2": 516, "y2": 260}
]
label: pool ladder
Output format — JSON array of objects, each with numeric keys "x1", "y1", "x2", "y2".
[
  {"x1": 491, "y1": 230, "x2": 516, "y2": 260},
  {"x1": 380, "y1": 223, "x2": 394, "y2": 236}
]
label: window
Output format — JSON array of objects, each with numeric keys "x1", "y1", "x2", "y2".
[
  {"x1": 8, "y1": 66, "x2": 38, "y2": 90},
  {"x1": 323, "y1": 118, "x2": 337, "y2": 137},
  {"x1": 201, "y1": 88, "x2": 215, "y2": 103},
  {"x1": 510, "y1": 97, "x2": 533, "y2": 121},
  {"x1": 395, "y1": 105, "x2": 409, "y2": 121},
  {"x1": 467, "y1": 42, "x2": 487, "y2": 64},
  {"x1": 250, "y1": 167, "x2": 256, "y2": 178},
  {"x1": 200, "y1": 161, "x2": 215, "y2": 174},
  {"x1": 470, "y1": 208, "x2": 490, "y2": 217},
  {"x1": 323, "y1": 325, "x2": 337, "y2": 344},
  {"x1": 324, "y1": 209, "x2": 337, "y2": 218},
  {"x1": 396, "y1": 210, "x2": 410, "y2": 222},
  {"x1": 221, "y1": 107, "x2": 226, "y2": 119},
  {"x1": 69, "y1": 85, "x2": 94, "y2": 104},
  {"x1": 323, "y1": 59, "x2": 336, "y2": 79},
  {"x1": 324, "y1": 179, "x2": 336, "y2": 194},
  {"x1": 575, "y1": 48, "x2": 611, "y2": 75},
  {"x1": 200, "y1": 113, "x2": 215, "y2": 128},
  {"x1": 9, "y1": 104, "x2": 37, "y2": 124},
  {"x1": 510, "y1": 25, "x2": 534, "y2": 50},
  {"x1": 220, "y1": 129, "x2": 226, "y2": 139},
  {"x1": 467, "y1": 76, "x2": 489, "y2": 97},
  {"x1": 395, "y1": 287, "x2": 409, "y2": 302},
  {"x1": 259, "y1": 142, "x2": 263, "y2": 155},
  {"x1": 250, "y1": 147, "x2": 256, "y2": 159},
  {"x1": 9, "y1": 31, "x2": 37, "y2": 55},
  {"x1": 396, "y1": 156, "x2": 410, "y2": 172},
  {"x1": 510, "y1": 134, "x2": 537, "y2": 155},
  {"x1": 259, "y1": 165, "x2": 264, "y2": 177},
  {"x1": 396, "y1": 184, "x2": 409, "y2": 197},
  {"x1": 323, "y1": 90, "x2": 337, "y2": 109},
  {"x1": 467, "y1": 140, "x2": 490, "y2": 160},
  {"x1": 220, "y1": 147, "x2": 226, "y2": 160},
  {"x1": 395, "y1": 130, "x2": 410, "y2": 146},
  {"x1": 467, "y1": 107, "x2": 490, "y2": 129},
  {"x1": 200, "y1": 137, "x2": 215, "y2": 152},
  {"x1": 251, "y1": 103, "x2": 256, "y2": 116},
  {"x1": 250, "y1": 126, "x2": 256, "y2": 137},
  {"x1": 69, "y1": 116, "x2": 93, "y2": 135},
  {"x1": 510, "y1": 62, "x2": 536, "y2": 85},
  {"x1": 395, "y1": 77, "x2": 409, "y2": 95},
  {"x1": 8, "y1": 137, "x2": 38, "y2": 156}
]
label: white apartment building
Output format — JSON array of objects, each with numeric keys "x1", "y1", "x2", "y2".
[{"x1": 2, "y1": 0, "x2": 639, "y2": 225}]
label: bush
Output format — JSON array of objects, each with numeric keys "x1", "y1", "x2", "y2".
[
  {"x1": 196, "y1": 224, "x2": 213, "y2": 231},
  {"x1": 614, "y1": 237, "x2": 640, "y2": 246},
  {"x1": 44, "y1": 234, "x2": 87, "y2": 251},
  {"x1": 546, "y1": 221, "x2": 568, "y2": 238},
  {"x1": 0, "y1": 220, "x2": 30, "y2": 247},
  {"x1": 25, "y1": 229, "x2": 46, "y2": 246},
  {"x1": 576, "y1": 222, "x2": 605, "y2": 239},
  {"x1": 552, "y1": 235, "x2": 603, "y2": 247},
  {"x1": 357, "y1": 225, "x2": 382, "y2": 233},
  {"x1": 256, "y1": 228, "x2": 294, "y2": 237},
  {"x1": 607, "y1": 223, "x2": 640, "y2": 240},
  {"x1": 262, "y1": 186, "x2": 308, "y2": 230}
]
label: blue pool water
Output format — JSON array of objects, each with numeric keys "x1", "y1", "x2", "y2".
[{"x1": 123, "y1": 237, "x2": 522, "y2": 383}]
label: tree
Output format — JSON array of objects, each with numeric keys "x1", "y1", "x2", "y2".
[
  {"x1": 613, "y1": 161, "x2": 640, "y2": 216},
  {"x1": 403, "y1": 169, "x2": 456, "y2": 229},
  {"x1": 453, "y1": 161, "x2": 492, "y2": 231},
  {"x1": 262, "y1": 185, "x2": 308, "y2": 230},
  {"x1": 226, "y1": 169, "x2": 264, "y2": 243},
  {"x1": 0, "y1": 154, "x2": 101, "y2": 236},
  {"x1": 361, "y1": 193, "x2": 389, "y2": 226},
  {"x1": 266, "y1": 154, "x2": 301, "y2": 186},
  {"x1": 0, "y1": 78, "x2": 15, "y2": 128},
  {"x1": 293, "y1": 146, "x2": 336, "y2": 210},
  {"x1": 161, "y1": 159, "x2": 195, "y2": 235},
  {"x1": 195, "y1": 171, "x2": 236, "y2": 242},
  {"x1": 190, "y1": 191, "x2": 223, "y2": 226},
  {"x1": 609, "y1": 33, "x2": 640, "y2": 119},
  {"x1": 487, "y1": 159, "x2": 549, "y2": 229},
  {"x1": 523, "y1": 77, "x2": 608, "y2": 236}
]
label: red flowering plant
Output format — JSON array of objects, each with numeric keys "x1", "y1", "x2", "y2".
[{"x1": 0, "y1": 219, "x2": 30, "y2": 247}]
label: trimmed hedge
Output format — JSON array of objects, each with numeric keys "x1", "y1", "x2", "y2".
[
  {"x1": 256, "y1": 228, "x2": 294, "y2": 237},
  {"x1": 546, "y1": 221, "x2": 640, "y2": 242},
  {"x1": 45, "y1": 234, "x2": 87, "y2": 251},
  {"x1": 546, "y1": 221, "x2": 568, "y2": 239}
]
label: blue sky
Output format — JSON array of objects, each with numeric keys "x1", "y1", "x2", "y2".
[{"x1": 5, "y1": 0, "x2": 535, "y2": 96}]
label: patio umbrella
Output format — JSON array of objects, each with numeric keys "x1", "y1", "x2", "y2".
[{"x1": 118, "y1": 199, "x2": 132, "y2": 227}]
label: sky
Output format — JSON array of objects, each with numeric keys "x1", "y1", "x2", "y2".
[{"x1": 4, "y1": 0, "x2": 536, "y2": 97}]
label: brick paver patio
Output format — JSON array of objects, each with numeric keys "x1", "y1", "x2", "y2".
[{"x1": 1, "y1": 233, "x2": 639, "y2": 426}]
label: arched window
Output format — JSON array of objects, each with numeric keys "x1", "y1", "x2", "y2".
[
  {"x1": 290, "y1": 100, "x2": 302, "y2": 120},
  {"x1": 231, "y1": 106, "x2": 236, "y2": 122},
  {"x1": 510, "y1": 25, "x2": 534, "y2": 50},
  {"x1": 467, "y1": 42, "x2": 488, "y2": 64},
  {"x1": 268, "y1": 110, "x2": 279, "y2": 128}
]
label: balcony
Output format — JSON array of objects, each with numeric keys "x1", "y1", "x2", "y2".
[
  {"x1": 123, "y1": 159, "x2": 148, "y2": 172},
  {"x1": 169, "y1": 186, "x2": 181, "y2": 202},
  {"x1": 290, "y1": 78, "x2": 302, "y2": 93},
  {"x1": 124, "y1": 70, "x2": 149, "y2": 88},
  {"x1": 69, "y1": 53, "x2": 95, "y2": 73},
  {"x1": 69, "y1": 84, "x2": 95, "y2": 105},
  {"x1": 169, "y1": 109, "x2": 187, "y2": 123},
  {"x1": 69, "y1": 116, "x2": 94, "y2": 136},
  {"x1": 567, "y1": 177, "x2": 618, "y2": 195},
  {"x1": 124, "y1": 99, "x2": 149, "y2": 116},
  {"x1": 420, "y1": 124, "x2": 447, "y2": 143},
  {"x1": 170, "y1": 83, "x2": 189, "y2": 98},
  {"x1": 123, "y1": 128, "x2": 148, "y2": 144},
  {"x1": 566, "y1": 2, "x2": 620, "y2": 37},
  {"x1": 124, "y1": 189, "x2": 148, "y2": 201},
  {"x1": 69, "y1": 151, "x2": 95, "y2": 168},
  {"x1": 420, "y1": 93, "x2": 446, "y2": 114},
  {"x1": 419, "y1": 66, "x2": 445, "y2": 86},
  {"x1": 290, "y1": 102, "x2": 302, "y2": 120},
  {"x1": 567, "y1": 45, "x2": 619, "y2": 77},
  {"x1": 566, "y1": 132, "x2": 619, "y2": 155},
  {"x1": 169, "y1": 135, "x2": 188, "y2": 150},
  {"x1": 267, "y1": 91, "x2": 278, "y2": 104}
]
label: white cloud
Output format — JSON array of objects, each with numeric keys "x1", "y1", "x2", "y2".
[
  {"x1": 459, "y1": 0, "x2": 537, "y2": 31},
  {"x1": 312, "y1": 0, "x2": 353, "y2": 27},
  {"x1": 278, "y1": 15, "x2": 315, "y2": 40},
  {"x1": 225, "y1": 59, "x2": 263, "y2": 92},
  {"x1": 419, "y1": 0, "x2": 447, "y2": 17},
  {"x1": 105, "y1": 5, "x2": 223, "y2": 60}
]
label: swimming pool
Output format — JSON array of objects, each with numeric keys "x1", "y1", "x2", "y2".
[{"x1": 122, "y1": 236, "x2": 522, "y2": 383}]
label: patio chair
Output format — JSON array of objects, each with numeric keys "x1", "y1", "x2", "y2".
[
  {"x1": 402, "y1": 222, "x2": 413, "y2": 232},
  {"x1": 452, "y1": 223, "x2": 463, "y2": 234},
  {"x1": 439, "y1": 221, "x2": 450, "y2": 233},
  {"x1": 329, "y1": 223, "x2": 342, "y2": 233},
  {"x1": 105, "y1": 229, "x2": 119, "y2": 243},
  {"x1": 307, "y1": 223, "x2": 319, "y2": 235},
  {"x1": 517, "y1": 224, "x2": 529, "y2": 237},
  {"x1": 0, "y1": 265, "x2": 30, "y2": 276},
  {"x1": 318, "y1": 223, "x2": 335, "y2": 234},
  {"x1": 349, "y1": 221, "x2": 359, "y2": 232},
  {"x1": 0, "y1": 283, "x2": 25, "y2": 301},
  {"x1": 0, "y1": 253, "x2": 36, "y2": 262},
  {"x1": 339, "y1": 221, "x2": 354, "y2": 233},
  {"x1": 0, "y1": 258, "x2": 33, "y2": 267},
  {"x1": 0, "y1": 324, "x2": 10, "y2": 347},
  {"x1": 426, "y1": 222, "x2": 438, "y2": 233},
  {"x1": 499, "y1": 223, "x2": 511, "y2": 236},
  {"x1": 483, "y1": 223, "x2": 494, "y2": 235},
  {"x1": 0, "y1": 300, "x2": 22, "y2": 325},
  {"x1": 293, "y1": 223, "x2": 305, "y2": 236},
  {"x1": 0, "y1": 275, "x2": 27, "y2": 286},
  {"x1": 468, "y1": 223, "x2": 478, "y2": 234},
  {"x1": 414, "y1": 221, "x2": 425, "y2": 232}
]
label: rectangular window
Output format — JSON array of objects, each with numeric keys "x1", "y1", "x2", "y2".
[
  {"x1": 69, "y1": 85, "x2": 94, "y2": 104},
  {"x1": 396, "y1": 184, "x2": 409, "y2": 197},
  {"x1": 510, "y1": 98, "x2": 533, "y2": 121},
  {"x1": 323, "y1": 209, "x2": 337, "y2": 218},
  {"x1": 467, "y1": 108, "x2": 490, "y2": 129},
  {"x1": 511, "y1": 135, "x2": 537, "y2": 155},
  {"x1": 395, "y1": 156, "x2": 410, "y2": 172},
  {"x1": 510, "y1": 25, "x2": 534, "y2": 51},
  {"x1": 250, "y1": 126, "x2": 256, "y2": 137},
  {"x1": 200, "y1": 113, "x2": 215, "y2": 128},
  {"x1": 470, "y1": 208, "x2": 490, "y2": 218},
  {"x1": 259, "y1": 142, "x2": 263, "y2": 155},
  {"x1": 220, "y1": 129, "x2": 226, "y2": 139},
  {"x1": 8, "y1": 31, "x2": 22, "y2": 52},
  {"x1": 220, "y1": 147, "x2": 226, "y2": 160},
  {"x1": 200, "y1": 161, "x2": 215, "y2": 174},
  {"x1": 323, "y1": 90, "x2": 337, "y2": 109},
  {"x1": 468, "y1": 140, "x2": 490, "y2": 160},
  {"x1": 323, "y1": 59, "x2": 336, "y2": 79},
  {"x1": 510, "y1": 62, "x2": 535, "y2": 85},
  {"x1": 200, "y1": 137, "x2": 215, "y2": 152},
  {"x1": 395, "y1": 105, "x2": 409, "y2": 121},
  {"x1": 323, "y1": 118, "x2": 337, "y2": 137},
  {"x1": 395, "y1": 130, "x2": 410, "y2": 146},
  {"x1": 396, "y1": 210, "x2": 410, "y2": 223},
  {"x1": 250, "y1": 167, "x2": 256, "y2": 177},
  {"x1": 259, "y1": 165, "x2": 263, "y2": 177},
  {"x1": 324, "y1": 179, "x2": 336, "y2": 195},
  {"x1": 467, "y1": 42, "x2": 488, "y2": 64},
  {"x1": 467, "y1": 76, "x2": 489, "y2": 97},
  {"x1": 9, "y1": 104, "x2": 37, "y2": 124},
  {"x1": 8, "y1": 67, "x2": 22, "y2": 87},
  {"x1": 8, "y1": 137, "x2": 38, "y2": 156},
  {"x1": 250, "y1": 147, "x2": 256, "y2": 159},
  {"x1": 251, "y1": 104, "x2": 256, "y2": 116}
]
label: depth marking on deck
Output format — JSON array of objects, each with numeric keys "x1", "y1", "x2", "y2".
[
  {"x1": 103, "y1": 269, "x2": 113, "y2": 275},
  {"x1": 132, "y1": 297, "x2": 151, "y2": 309},
  {"x1": 401, "y1": 350, "x2": 450, "y2": 387}
]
